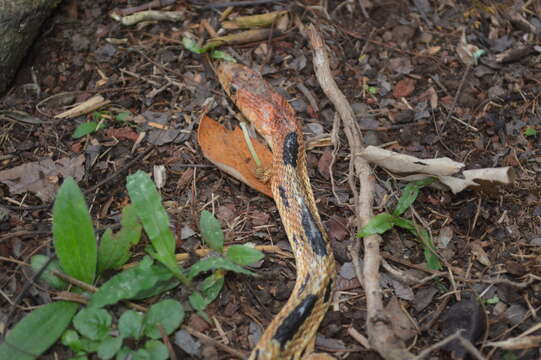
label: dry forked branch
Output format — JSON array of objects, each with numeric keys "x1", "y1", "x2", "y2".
[{"x1": 306, "y1": 24, "x2": 415, "y2": 360}]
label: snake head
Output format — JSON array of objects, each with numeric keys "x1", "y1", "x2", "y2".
[{"x1": 216, "y1": 62, "x2": 241, "y2": 98}]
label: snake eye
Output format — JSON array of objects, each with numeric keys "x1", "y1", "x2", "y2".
[{"x1": 229, "y1": 82, "x2": 238, "y2": 97}]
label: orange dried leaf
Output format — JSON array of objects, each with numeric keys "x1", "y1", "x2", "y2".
[
  {"x1": 198, "y1": 115, "x2": 273, "y2": 198},
  {"x1": 393, "y1": 78, "x2": 416, "y2": 98}
]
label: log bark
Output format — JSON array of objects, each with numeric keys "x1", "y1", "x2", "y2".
[{"x1": 0, "y1": 0, "x2": 61, "y2": 96}]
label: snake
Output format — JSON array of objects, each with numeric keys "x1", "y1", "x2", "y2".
[{"x1": 216, "y1": 62, "x2": 336, "y2": 360}]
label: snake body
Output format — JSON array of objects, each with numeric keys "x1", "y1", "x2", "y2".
[{"x1": 217, "y1": 63, "x2": 336, "y2": 359}]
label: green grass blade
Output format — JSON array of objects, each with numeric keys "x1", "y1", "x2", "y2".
[
  {"x1": 53, "y1": 177, "x2": 97, "y2": 284},
  {"x1": 393, "y1": 178, "x2": 435, "y2": 217},
  {"x1": 0, "y1": 301, "x2": 79, "y2": 360}
]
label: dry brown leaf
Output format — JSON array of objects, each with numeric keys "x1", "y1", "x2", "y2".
[
  {"x1": 384, "y1": 296, "x2": 417, "y2": 341},
  {"x1": 0, "y1": 155, "x2": 85, "y2": 202},
  {"x1": 361, "y1": 146, "x2": 464, "y2": 176},
  {"x1": 361, "y1": 146, "x2": 513, "y2": 194},
  {"x1": 392, "y1": 78, "x2": 416, "y2": 98},
  {"x1": 197, "y1": 115, "x2": 272, "y2": 198},
  {"x1": 470, "y1": 241, "x2": 491, "y2": 266}
]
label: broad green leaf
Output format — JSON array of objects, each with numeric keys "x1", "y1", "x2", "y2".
[
  {"x1": 61, "y1": 329, "x2": 82, "y2": 352},
  {"x1": 61, "y1": 330, "x2": 100, "y2": 354},
  {"x1": 126, "y1": 171, "x2": 182, "y2": 279},
  {"x1": 115, "y1": 347, "x2": 133, "y2": 360},
  {"x1": 0, "y1": 301, "x2": 78, "y2": 360},
  {"x1": 72, "y1": 121, "x2": 106, "y2": 139},
  {"x1": 189, "y1": 272, "x2": 225, "y2": 312},
  {"x1": 188, "y1": 256, "x2": 255, "y2": 280},
  {"x1": 133, "y1": 349, "x2": 150, "y2": 360},
  {"x1": 97, "y1": 336, "x2": 123, "y2": 360},
  {"x1": 118, "y1": 310, "x2": 144, "y2": 340},
  {"x1": 90, "y1": 257, "x2": 178, "y2": 308},
  {"x1": 53, "y1": 177, "x2": 97, "y2": 284},
  {"x1": 30, "y1": 255, "x2": 68, "y2": 290},
  {"x1": 79, "y1": 337, "x2": 100, "y2": 353},
  {"x1": 199, "y1": 210, "x2": 224, "y2": 253},
  {"x1": 73, "y1": 308, "x2": 112, "y2": 341},
  {"x1": 211, "y1": 50, "x2": 236, "y2": 63},
  {"x1": 68, "y1": 356, "x2": 88, "y2": 360},
  {"x1": 358, "y1": 212, "x2": 442, "y2": 270},
  {"x1": 524, "y1": 127, "x2": 537, "y2": 137},
  {"x1": 200, "y1": 271, "x2": 225, "y2": 303},
  {"x1": 182, "y1": 37, "x2": 206, "y2": 54},
  {"x1": 115, "y1": 112, "x2": 131, "y2": 122},
  {"x1": 98, "y1": 204, "x2": 142, "y2": 273},
  {"x1": 357, "y1": 213, "x2": 396, "y2": 238},
  {"x1": 188, "y1": 292, "x2": 207, "y2": 312},
  {"x1": 143, "y1": 299, "x2": 184, "y2": 340},
  {"x1": 393, "y1": 178, "x2": 435, "y2": 216},
  {"x1": 144, "y1": 340, "x2": 168, "y2": 360},
  {"x1": 226, "y1": 245, "x2": 264, "y2": 266},
  {"x1": 73, "y1": 122, "x2": 98, "y2": 139}
]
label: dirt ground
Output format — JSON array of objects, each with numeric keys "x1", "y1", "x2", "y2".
[{"x1": 1, "y1": 0, "x2": 540, "y2": 359}]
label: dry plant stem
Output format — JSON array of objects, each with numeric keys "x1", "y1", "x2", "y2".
[
  {"x1": 307, "y1": 24, "x2": 414, "y2": 360},
  {"x1": 183, "y1": 325, "x2": 247, "y2": 359},
  {"x1": 414, "y1": 330, "x2": 485, "y2": 360}
]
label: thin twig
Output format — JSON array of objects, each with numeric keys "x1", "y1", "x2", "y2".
[
  {"x1": 307, "y1": 24, "x2": 414, "y2": 360},
  {"x1": 183, "y1": 325, "x2": 248, "y2": 359},
  {"x1": 414, "y1": 330, "x2": 485, "y2": 360}
]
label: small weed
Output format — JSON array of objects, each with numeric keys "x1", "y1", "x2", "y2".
[
  {"x1": 182, "y1": 37, "x2": 236, "y2": 63},
  {"x1": 357, "y1": 178, "x2": 442, "y2": 270},
  {"x1": 0, "y1": 171, "x2": 263, "y2": 360},
  {"x1": 72, "y1": 111, "x2": 133, "y2": 139},
  {"x1": 524, "y1": 127, "x2": 537, "y2": 137}
]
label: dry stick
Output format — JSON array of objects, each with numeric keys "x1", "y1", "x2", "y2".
[
  {"x1": 306, "y1": 24, "x2": 414, "y2": 360},
  {"x1": 414, "y1": 330, "x2": 485, "y2": 360}
]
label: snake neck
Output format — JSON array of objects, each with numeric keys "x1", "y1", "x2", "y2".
[{"x1": 249, "y1": 130, "x2": 336, "y2": 360}]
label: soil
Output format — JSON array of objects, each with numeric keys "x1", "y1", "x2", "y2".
[{"x1": 1, "y1": 0, "x2": 540, "y2": 359}]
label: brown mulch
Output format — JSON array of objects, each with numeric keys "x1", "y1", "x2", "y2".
[{"x1": 1, "y1": 0, "x2": 540, "y2": 359}]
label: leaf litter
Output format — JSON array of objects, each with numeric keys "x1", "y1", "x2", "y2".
[{"x1": 1, "y1": 0, "x2": 540, "y2": 359}]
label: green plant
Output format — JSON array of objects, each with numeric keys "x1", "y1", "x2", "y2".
[
  {"x1": 358, "y1": 178, "x2": 442, "y2": 270},
  {"x1": 72, "y1": 111, "x2": 132, "y2": 139},
  {"x1": 1, "y1": 171, "x2": 263, "y2": 360},
  {"x1": 182, "y1": 37, "x2": 236, "y2": 63},
  {"x1": 524, "y1": 127, "x2": 537, "y2": 137}
]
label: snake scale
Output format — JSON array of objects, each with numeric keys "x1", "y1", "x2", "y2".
[{"x1": 217, "y1": 63, "x2": 336, "y2": 360}]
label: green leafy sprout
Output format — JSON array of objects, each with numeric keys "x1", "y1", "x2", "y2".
[
  {"x1": 72, "y1": 111, "x2": 133, "y2": 139},
  {"x1": 1, "y1": 171, "x2": 263, "y2": 360},
  {"x1": 358, "y1": 178, "x2": 443, "y2": 271},
  {"x1": 524, "y1": 127, "x2": 537, "y2": 137},
  {"x1": 182, "y1": 37, "x2": 237, "y2": 63}
]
